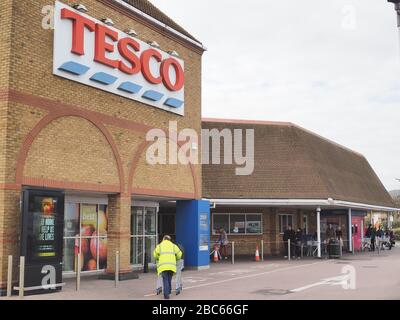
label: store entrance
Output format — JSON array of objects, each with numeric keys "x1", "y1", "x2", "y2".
[{"x1": 131, "y1": 206, "x2": 158, "y2": 268}]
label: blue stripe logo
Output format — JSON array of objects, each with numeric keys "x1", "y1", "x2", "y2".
[
  {"x1": 142, "y1": 90, "x2": 164, "y2": 102},
  {"x1": 90, "y1": 72, "x2": 118, "y2": 85},
  {"x1": 164, "y1": 98, "x2": 184, "y2": 108},
  {"x1": 57, "y1": 61, "x2": 184, "y2": 111},
  {"x1": 58, "y1": 61, "x2": 90, "y2": 75},
  {"x1": 118, "y1": 82, "x2": 142, "y2": 94}
]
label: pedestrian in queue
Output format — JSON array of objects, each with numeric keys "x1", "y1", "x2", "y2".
[
  {"x1": 153, "y1": 235, "x2": 182, "y2": 300},
  {"x1": 326, "y1": 224, "x2": 335, "y2": 241},
  {"x1": 283, "y1": 225, "x2": 296, "y2": 259},
  {"x1": 336, "y1": 226, "x2": 343, "y2": 255},
  {"x1": 218, "y1": 227, "x2": 229, "y2": 260},
  {"x1": 388, "y1": 229, "x2": 395, "y2": 250},
  {"x1": 336, "y1": 226, "x2": 343, "y2": 240},
  {"x1": 366, "y1": 224, "x2": 376, "y2": 251},
  {"x1": 376, "y1": 226, "x2": 384, "y2": 250},
  {"x1": 325, "y1": 224, "x2": 336, "y2": 255},
  {"x1": 295, "y1": 228, "x2": 303, "y2": 259}
]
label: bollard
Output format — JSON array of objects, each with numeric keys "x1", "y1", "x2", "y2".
[
  {"x1": 115, "y1": 251, "x2": 120, "y2": 288},
  {"x1": 261, "y1": 240, "x2": 264, "y2": 261},
  {"x1": 76, "y1": 253, "x2": 81, "y2": 291},
  {"x1": 19, "y1": 256, "x2": 25, "y2": 299},
  {"x1": 7, "y1": 255, "x2": 12, "y2": 297},
  {"x1": 339, "y1": 240, "x2": 343, "y2": 257},
  {"x1": 231, "y1": 242, "x2": 235, "y2": 265},
  {"x1": 288, "y1": 239, "x2": 291, "y2": 261}
]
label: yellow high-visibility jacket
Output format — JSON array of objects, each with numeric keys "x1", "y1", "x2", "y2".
[{"x1": 153, "y1": 240, "x2": 182, "y2": 275}]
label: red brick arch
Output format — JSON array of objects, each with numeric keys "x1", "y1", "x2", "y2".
[
  {"x1": 128, "y1": 135, "x2": 199, "y2": 198},
  {"x1": 15, "y1": 109, "x2": 126, "y2": 193}
]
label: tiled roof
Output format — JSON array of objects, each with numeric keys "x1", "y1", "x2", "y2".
[
  {"x1": 123, "y1": 0, "x2": 201, "y2": 44},
  {"x1": 202, "y1": 119, "x2": 395, "y2": 208}
]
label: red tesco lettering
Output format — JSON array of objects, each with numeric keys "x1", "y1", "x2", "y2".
[{"x1": 61, "y1": 8, "x2": 184, "y2": 91}]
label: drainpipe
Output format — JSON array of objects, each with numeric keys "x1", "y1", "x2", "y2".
[{"x1": 317, "y1": 207, "x2": 321, "y2": 258}]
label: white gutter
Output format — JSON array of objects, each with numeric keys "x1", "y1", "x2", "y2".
[
  {"x1": 332, "y1": 200, "x2": 399, "y2": 212},
  {"x1": 206, "y1": 198, "x2": 331, "y2": 207},
  {"x1": 112, "y1": 0, "x2": 207, "y2": 51},
  {"x1": 205, "y1": 198, "x2": 400, "y2": 212}
]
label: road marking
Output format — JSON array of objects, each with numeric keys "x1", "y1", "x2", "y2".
[
  {"x1": 291, "y1": 273, "x2": 354, "y2": 293},
  {"x1": 182, "y1": 277, "x2": 207, "y2": 284},
  {"x1": 290, "y1": 281, "x2": 326, "y2": 292},
  {"x1": 144, "y1": 260, "x2": 331, "y2": 297}
]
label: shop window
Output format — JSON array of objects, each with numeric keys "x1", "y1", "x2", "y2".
[
  {"x1": 246, "y1": 214, "x2": 262, "y2": 234},
  {"x1": 279, "y1": 214, "x2": 293, "y2": 234},
  {"x1": 213, "y1": 213, "x2": 262, "y2": 235},
  {"x1": 230, "y1": 214, "x2": 246, "y2": 234},
  {"x1": 213, "y1": 214, "x2": 229, "y2": 235},
  {"x1": 62, "y1": 203, "x2": 108, "y2": 273}
]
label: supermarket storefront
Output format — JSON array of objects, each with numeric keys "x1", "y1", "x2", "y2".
[{"x1": 0, "y1": 0, "x2": 208, "y2": 294}]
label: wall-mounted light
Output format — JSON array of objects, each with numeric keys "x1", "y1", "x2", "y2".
[
  {"x1": 101, "y1": 18, "x2": 114, "y2": 26},
  {"x1": 148, "y1": 41, "x2": 160, "y2": 48},
  {"x1": 168, "y1": 50, "x2": 179, "y2": 57},
  {"x1": 125, "y1": 29, "x2": 138, "y2": 37},
  {"x1": 72, "y1": 4, "x2": 88, "y2": 13}
]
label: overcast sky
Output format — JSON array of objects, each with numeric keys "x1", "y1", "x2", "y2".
[{"x1": 151, "y1": 0, "x2": 400, "y2": 191}]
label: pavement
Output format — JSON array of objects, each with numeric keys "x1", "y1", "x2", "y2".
[{"x1": 2, "y1": 247, "x2": 400, "y2": 300}]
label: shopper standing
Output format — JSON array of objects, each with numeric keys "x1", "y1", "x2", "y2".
[
  {"x1": 366, "y1": 224, "x2": 376, "y2": 251},
  {"x1": 295, "y1": 228, "x2": 303, "y2": 259},
  {"x1": 283, "y1": 225, "x2": 295, "y2": 259},
  {"x1": 153, "y1": 235, "x2": 182, "y2": 299},
  {"x1": 218, "y1": 227, "x2": 229, "y2": 260}
]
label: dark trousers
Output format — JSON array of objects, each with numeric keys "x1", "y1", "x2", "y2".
[
  {"x1": 161, "y1": 271, "x2": 173, "y2": 298},
  {"x1": 295, "y1": 241, "x2": 301, "y2": 257},
  {"x1": 371, "y1": 238, "x2": 375, "y2": 251},
  {"x1": 220, "y1": 244, "x2": 227, "y2": 258},
  {"x1": 284, "y1": 241, "x2": 295, "y2": 257}
]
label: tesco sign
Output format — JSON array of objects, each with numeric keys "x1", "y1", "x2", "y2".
[{"x1": 53, "y1": 1, "x2": 185, "y2": 115}]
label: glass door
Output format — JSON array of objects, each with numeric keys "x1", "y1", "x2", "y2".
[
  {"x1": 145, "y1": 207, "x2": 157, "y2": 265},
  {"x1": 131, "y1": 207, "x2": 144, "y2": 266},
  {"x1": 131, "y1": 206, "x2": 158, "y2": 267}
]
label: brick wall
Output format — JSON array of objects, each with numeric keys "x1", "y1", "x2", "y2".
[{"x1": 2, "y1": 0, "x2": 202, "y2": 194}]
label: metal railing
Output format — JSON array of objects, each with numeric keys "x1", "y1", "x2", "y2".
[{"x1": 6, "y1": 251, "x2": 122, "y2": 298}]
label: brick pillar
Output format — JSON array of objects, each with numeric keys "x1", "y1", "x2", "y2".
[
  {"x1": 0, "y1": 189, "x2": 21, "y2": 292},
  {"x1": 106, "y1": 194, "x2": 131, "y2": 274}
]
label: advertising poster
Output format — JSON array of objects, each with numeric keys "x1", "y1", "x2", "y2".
[
  {"x1": 32, "y1": 197, "x2": 57, "y2": 259},
  {"x1": 199, "y1": 213, "x2": 209, "y2": 251},
  {"x1": 75, "y1": 205, "x2": 108, "y2": 271}
]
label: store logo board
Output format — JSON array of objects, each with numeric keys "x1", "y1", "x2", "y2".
[{"x1": 53, "y1": 1, "x2": 185, "y2": 116}]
